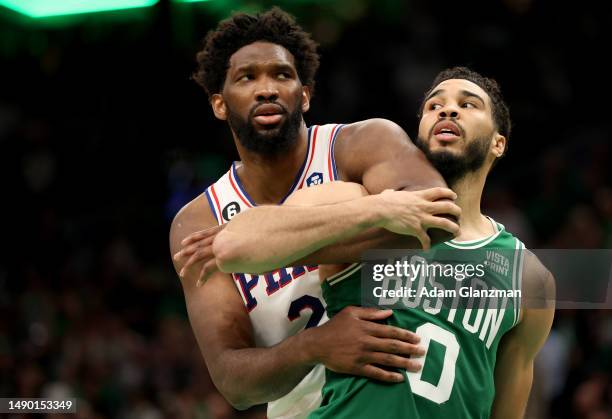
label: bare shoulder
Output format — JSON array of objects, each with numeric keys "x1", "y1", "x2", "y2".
[
  {"x1": 336, "y1": 118, "x2": 410, "y2": 149},
  {"x1": 333, "y1": 118, "x2": 444, "y2": 193},
  {"x1": 339, "y1": 118, "x2": 407, "y2": 135},
  {"x1": 169, "y1": 193, "x2": 217, "y2": 259},
  {"x1": 521, "y1": 249, "x2": 556, "y2": 309},
  {"x1": 334, "y1": 119, "x2": 417, "y2": 182}
]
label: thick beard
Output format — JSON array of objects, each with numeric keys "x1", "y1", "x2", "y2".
[
  {"x1": 415, "y1": 135, "x2": 489, "y2": 187},
  {"x1": 228, "y1": 98, "x2": 303, "y2": 157}
]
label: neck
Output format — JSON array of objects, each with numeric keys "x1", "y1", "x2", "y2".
[
  {"x1": 450, "y1": 167, "x2": 494, "y2": 241},
  {"x1": 233, "y1": 122, "x2": 309, "y2": 204}
]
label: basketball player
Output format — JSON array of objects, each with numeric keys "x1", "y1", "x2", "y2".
[
  {"x1": 170, "y1": 8, "x2": 461, "y2": 418},
  {"x1": 188, "y1": 67, "x2": 556, "y2": 418}
]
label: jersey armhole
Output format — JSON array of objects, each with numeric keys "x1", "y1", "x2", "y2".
[
  {"x1": 512, "y1": 239, "x2": 526, "y2": 327},
  {"x1": 328, "y1": 124, "x2": 345, "y2": 181},
  {"x1": 204, "y1": 185, "x2": 222, "y2": 225}
]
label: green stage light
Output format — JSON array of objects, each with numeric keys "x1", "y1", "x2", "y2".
[{"x1": 0, "y1": 0, "x2": 159, "y2": 18}]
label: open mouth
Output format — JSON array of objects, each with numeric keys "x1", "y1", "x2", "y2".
[{"x1": 432, "y1": 120, "x2": 462, "y2": 141}]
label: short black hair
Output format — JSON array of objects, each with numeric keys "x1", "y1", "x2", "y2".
[
  {"x1": 419, "y1": 67, "x2": 511, "y2": 144},
  {"x1": 193, "y1": 7, "x2": 320, "y2": 98}
]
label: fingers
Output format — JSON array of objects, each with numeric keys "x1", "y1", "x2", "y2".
[
  {"x1": 366, "y1": 352, "x2": 423, "y2": 374},
  {"x1": 364, "y1": 337, "x2": 426, "y2": 360},
  {"x1": 427, "y1": 200, "x2": 462, "y2": 218},
  {"x1": 416, "y1": 229, "x2": 431, "y2": 250},
  {"x1": 418, "y1": 187, "x2": 457, "y2": 202},
  {"x1": 424, "y1": 215, "x2": 460, "y2": 236},
  {"x1": 366, "y1": 323, "x2": 421, "y2": 344},
  {"x1": 351, "y1": 307, "x2": 394, "y2": 321},
  {"x1": 179, "y1": 245, "x2": 214, "y2": 278},
  {"x1": 360, "y1": 364, "x2": 405, "y2": 383},
  {"x1": 174, "y1": 234, "x2": 216, "y2": 262},
  {"x1": 197, "y1": 259, "x2": 220, "y2": 287},
  {"x1": 180, "y1": 225, "x2": 224, "y2": 247},
  {"x1": 174, "y1": 240, "x2": 209, "y2": 262}
]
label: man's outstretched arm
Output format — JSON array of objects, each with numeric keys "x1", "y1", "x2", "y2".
[
  {"x1": 209, "y1": 182, "x2": 459, "y2": 274},
  {"x1": 177, "y1": 119, "x2": 459, "y2": 278}
]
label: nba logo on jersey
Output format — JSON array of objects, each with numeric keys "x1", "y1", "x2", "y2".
[{"x1": 306, "y1": 172, "x2": 323, "y2": 187}]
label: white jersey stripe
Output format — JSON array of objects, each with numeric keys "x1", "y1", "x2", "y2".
[
  {"x1": 516, "y1": 241, "x2": 525, "y2": 326},
  {"x1": 511, "y1": 239, "x2": 520, "y2": 326},
  {"x1": 328, "y1": 263, "x2": 363, "y2": 286}
]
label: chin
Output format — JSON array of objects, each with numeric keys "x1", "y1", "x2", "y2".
[
  {"x1": 430, "y1": 144, "x2": 462, "y2": 155},
  {"x1": 259, "y1": 126, "x2": 283, "y2": 135}
]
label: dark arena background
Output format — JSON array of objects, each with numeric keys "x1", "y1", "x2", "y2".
[{"x1": 1, "y1": 0, "x2": 611, "y2": 418}]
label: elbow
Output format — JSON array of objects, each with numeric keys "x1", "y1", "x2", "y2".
[
  {"x1": 215, "y1": 376, "x2": 259, "y2": 410},
  {"x1": 213, "y1": 231, "x2": 272, "y2": 274},
  {"x1": 215, "y1": 386, "x2": 253, "y2": 411},
  {"x1": 220, "y1": 392, "x2": 252, "y2": 411}
]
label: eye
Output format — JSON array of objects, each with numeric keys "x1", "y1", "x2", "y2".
[
  {"x1": 462, "y1": 101, "x2": 476, "y2": 108},
  {"x1": 237, "y1": 74, "x2": 253, "y2": 82},
  {"x1": 429, "y1": 103, "x2": 442, "y2": 110},
  {"x1": 277, "y1": 72, "x2": 291, "y2": 80}
]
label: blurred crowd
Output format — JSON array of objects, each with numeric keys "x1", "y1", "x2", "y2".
[{"x1": 1, "y1": 0, "x2": 611, "y2": 418}]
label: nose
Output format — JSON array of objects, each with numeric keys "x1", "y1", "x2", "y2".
[
  {"x1": 438, "y1": 104, "x2": 459, "y2": 119},
  {"x1": 255, "y1": 78, "x2": 279, "y2": 102}
]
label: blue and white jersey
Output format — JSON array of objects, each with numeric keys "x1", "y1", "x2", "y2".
[{"x1": 204, "y1": 124, "x2": 343, "y2": 418}]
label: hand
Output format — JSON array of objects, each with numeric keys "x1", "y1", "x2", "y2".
[
  {"x1": 307, "y1": 306, "x2": 425, "y2": 383},
  {"x1": 174, "y1": 224, "x2": 225, "y2": 286},
  {"x1": 377, "y1": 187, "x2": 461, "y2": 250}
]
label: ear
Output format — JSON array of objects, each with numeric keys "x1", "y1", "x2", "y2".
[
  {"x1": 211, "y1": 93, "x2": 228, "y2": 121},
  {"x1": 491, "y1": 133, "x2": 506, "y2": 158},
  {"x1": 301, "y1": 86, "x2": 311, "y2": 113}
]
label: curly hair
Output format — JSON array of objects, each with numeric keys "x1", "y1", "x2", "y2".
[
  {"x1": 418, "y1": 67, "x2": 511, "y2": 144},
  {"x1": 193, "y1": 7, "x2": 320, "y2": 99}
]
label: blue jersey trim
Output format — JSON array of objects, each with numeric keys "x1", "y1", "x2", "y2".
[
  {"x1": 230, "y1": 126, "x2": 313, "y2": 206},
  {"x1": 231, "y1": 162, "x2": 257, "y2": 207},
  {"x1": 204, "y1": 187, "x2": 221, "y2": 224},
  {"x1": 280, "y1": 126, "x2": 313, "y2": 203},
  {"x1": 330, "y1": 124, "x2": 344, "y2": 180}
]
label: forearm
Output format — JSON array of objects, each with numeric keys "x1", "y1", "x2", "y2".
[
  {"x1": 186, "y1": 272, "x2": 323, "y2": 409},
  {"x1": 293, "y1": 227, "x2": 420, "y2": 265},
  {"x1": 211, "y1": 330, "x2": 317, "y2": 409},
  {"x1": 490, "y1": 365, "x2": 532, "y2": 419},
  {"x1": 213, "y1": 196, "x2": 384, "y2": 273}
]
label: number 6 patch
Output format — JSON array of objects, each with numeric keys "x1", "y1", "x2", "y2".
[{"x1": 222, "y1": 201, "x2": 241, "y2": 221}]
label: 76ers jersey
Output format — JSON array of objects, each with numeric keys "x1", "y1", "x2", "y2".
[{"x1": 203, "y1": 124, "x2": 344, "y2": 418}]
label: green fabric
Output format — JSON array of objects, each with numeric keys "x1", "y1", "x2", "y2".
[{"x1": 311, "y1": 222, "x2": 523, "y2": 419}]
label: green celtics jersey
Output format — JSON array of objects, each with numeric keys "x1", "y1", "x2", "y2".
[{"x1": 310, "y1": 219, "x2": 525, "y2": 419}]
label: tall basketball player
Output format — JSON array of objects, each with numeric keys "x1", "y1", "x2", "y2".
[
  {"x1": 189, "y1": 67, "x2": 556, "y2": 418},
  {"x1": 170, "y1": 8, "x2": 460, "y2": 418}
]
